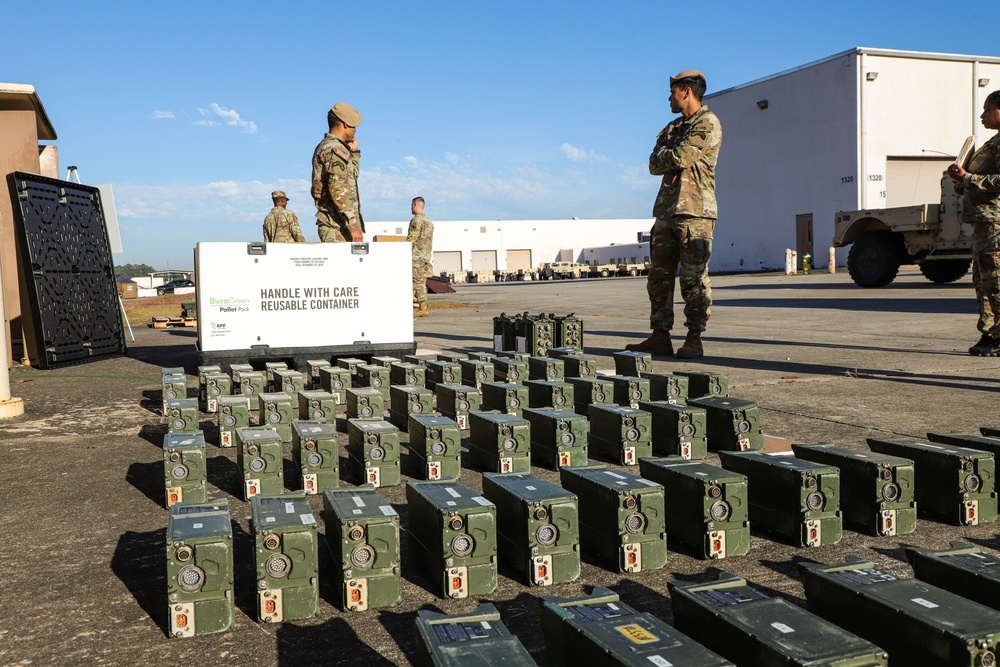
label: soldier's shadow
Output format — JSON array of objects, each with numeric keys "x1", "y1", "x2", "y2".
[
  {"x1": 276, "y1": 617, "x2": 393, "y2": 667},
  {"x1": 111, "y1": 529, "x2": 168, "y2": 636}
]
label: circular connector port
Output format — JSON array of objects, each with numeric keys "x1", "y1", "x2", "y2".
[
  {"x1": 502, "y1": 438, "x2": 517, "y2": 451},
  {"x1": 431, "y1": 442, "x2": 446, "y2": 456},
  {"x1": 881, "y1": 482, "x2": 900, "y2": 502},
  {"x1": 806, "y1": 492, "x2": 824, "y2": 511},
  {"x1": 738, "y1": 420, "x2": 751, "y2": 433},
  {"x1": 708, "y1": 484, "x2": 722, "y2": 498},
  {"x1": 533, "y1": 507, "x2": 549, "y2": 521},
  {"x1": 369, "y1": 446, "x2": 385, "y2": 461},
  {"x1": 247, "y1": 444, "x2": 260, "y2": 456},
  {"x1": 451, "y1": 533, "x2": 474, "y2": 557},
  {"x1": 536, "y1": 524, "x2": 558, "y2": 545},
  {"x1": 351, "y1": 544, "x2": 376, "y2": 567},
  {"x1": 965, "y1": 474, "x2": 982, "y2": 492},
  {"x1": 625, "y1": 428, "x2": 639, "y2": 442},
  {"x1": 265, "y1": 554, "x2": 291, "y2": 578},
  {"x1": 249, "y1": 458, "x2": 266, "y2": 472},
  {"x1": 262, "y1": 533, "x2": 281, "y2": 550},
  {"x1": 175, "y1": 545, "x2": 194, "y2": 562},
  {"x1": 171, "y1": 464, "x2": 189, "y2": 480},
  {"x1": 177, "y1": 565, "x2": 205, "y2": 591},
  {"x1": 448, "y1": 516, "x2": 464, "y2": 531},
  {"x1": 623, "y1": 495, "x2": 637, "y2": 510},
  {"x1": 306, "y1": 453, "x2": 322, "y2": 467},
  {"x1": 710, "y1": 501, "x2": 731, "y2": 521},
  {"x1": 347, "y1": 525, "x2": 365, "y2": 541},
  {"x1": 560, "y1": 433, "x2": 576, "y2": 445},
  {"x1": 304, "y1": 439, "x2": 317, "y2": 451},
  {"x1": 624, "y1": 512, "x2": 647, "y2": 534}
]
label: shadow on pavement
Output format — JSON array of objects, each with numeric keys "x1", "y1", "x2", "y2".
[
  {"x1": 111, "y1": 529, "x2": 168, "y2": 636},
  {"x1": 277, "y1": 616, "x2": 394, "y2": 666},
  {"x1": 126, "y1": 460, "x2": 165, "y2": 508}
]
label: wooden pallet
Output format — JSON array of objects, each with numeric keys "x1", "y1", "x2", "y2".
[{"x1": 149, "y1": 317, "x2": 197, "y2": 328}]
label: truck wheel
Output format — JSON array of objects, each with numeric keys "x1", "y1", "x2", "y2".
[
  {"x1": 919, "y1": 259, "x2": 972, "y2": 284},
  {"x1": 629, "y1": 268, "x2": 639, "y2": 277},
  {"x1": 600, "y1": 269, "x2": 609, "y2": 277},
  {"x1": 847, "y1": 232, "x2": 902, "y2": 287}
]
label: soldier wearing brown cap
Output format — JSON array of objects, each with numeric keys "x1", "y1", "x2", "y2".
[
  {"x1": 262, "y1": 190, "x2": 305, "y2": 243},
  {"x1": 626, "y1": 69, "x2": 722, "y2": 359},
  {"x1": 311, "y1": 102, "x2": 365, "y2": 242}
]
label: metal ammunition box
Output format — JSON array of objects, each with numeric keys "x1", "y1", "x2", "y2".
[
  {"x1": 638, "y1": 457, "x2": 749, "y2": 559},
  {"x1": 165, "y1": 499, "x2": 234, "y2": 638},
  {"x1": 670, "y1": 571, "x2": 888, "y2": 667},
  {"x1": 604, "y1": 374, "x2": 651, "y2": 409},
  {"x1": 906, "y1": 541, "x2": 1000, "y2": 613},
  {"x1": 197, "y1": 364, "x2": 222, "y2": 412},
  {"x1": 304, "y1": 359, "x2": 331, "y2": 389},
  {"x1": 235, "y1": 427, "x2": 285, "y2": 500},
  {"x1": 162, "y1": 370, "x2": 188, "y2": 414},
  {"x1": 675, "y1": 370, "x2": 728, "y2": 398},
  {"x1": 235, "y1": 370, "x2": 266, "y2": 410},
  {"x1": 480, "y1": 381, "x2": 528, "y2": 417},
  {"x1": 718, "y1": 451, "x2": 842, "y2": 547},
  {"x1": 540, "y1": 587, "x2": 732, "y2": 667},
  {"x1": 346, "y1": 387, "x2": 386, "y2": 420},
  {"x1": 588, "y1": 404, "x2": 653, "y2": 466},
  {"x1": 546, "y1": 346, "x2": 582, "y2": 360},
  {"x1": 297, "y1": 390, "x2": 336, "y2": 424},
  {"x1": 414, "y1": 603, "x2": 536, "y2": 667},
  {"x1": 525, "y1": 379, "x2": 575, "y2": 410},
  {"x1": 165, "y1": 398, "x2": 200, "y2": 433},
  {"x1": 561, "y1": 354, "x2": 598, "y2": 379},
  {"x1": 346, "y1": 419, "x2": 401, "y2": 488},
  {"x1": 408, "y1": 414, "x2": 463, "y2": 481},
  {"x1": 228, "y1": 363, "x2": 254, "y2": 383},
  {"x1": 435, "y1": 383, "x2": 481, "y2": 429},
  {"x1": 388, "y1": 384, "x2": 434, "y2": 431},
  {"x1": 567, "y1": 376, "x2": 615, "y2": 417},
  {"x1": 791, "y1": 443, "x2": 916, "y2": 536},
  {"x1": 528, "y1": 356, "x2": 565, "y2": 382},
  {"x1": 318, "y1": 366, "x2": 351, "y2": 405},
  {"x1": 357, "y1": 364, "x2": 390, "y2": 401},
  {"x1": 929, "y1": 431, "x2": 1000, "y2": 457},
  {"x1": 203, "y1": 372, "x2": 231, "y2": 414},
  {"x1": 389, "y1": 361, "x2": 426, "y2": 388},
  {"x1": 404, "y1": 353, "x2": 438, "y2": 367},
  {"x1": 613, "y1": 351, "x2": 652, "y2": 377},
  {"x1": 459, "y1": 358, "x2": 494, "y2": 390},
  {"x1": 250, "y1": 493, "x2": 319, "y2": 623},
  {"x1": 523, "y1": 407, "x2": 589, "y2": 468},
  {"x1": 687, "y1": 396, "x2": 764, "y2": 452},
  {"x1": 638, "y1": 400, "x2": 708, "y2": 459},
  {"x1": 406, "y1": 480, "x2": 498, "y2": 598},
  {"x1": 516, "y1": 314, "x2": 555, "y2": 356},
  {"x1": 322, "y1": 486, "x2": 401, "y2": 611},
  {"x1": 558, "y1": 464, "x2": 667, "y2": 573},
  {"x1": 468, "y1": 411, "x2": 531, "y2": 474},
  {"x1": 258, "y1": 392, "x2": 294, "y2": 442},
  {"x1": 425, "y1": 360, "x2": 461, "y2": 392},
  {"x1": 643, "y1": 372, "x2": 690, "y2": 403},
  {"x1": 493, "y1": 357, "x2": 528, "y2": 383},
  {"x1": 264, "y1": 361, "x2": 288, "y2": 388},
  {"x1": 291, "y1": 420, "x2": 339, "y2": 494},
  {"x1": 163, "y1": 431, "x2": 208, "y2": 507},
  {"x1": 273, "y1": 369, "x2": 305, "y2": 404},
  {"x1": 216, "y1": 395, "x2": 250, "y2": 448},
  {"x1": 336, "y1": 356, "x2": 366, "y2": 377},
  {"x1": 800, "y1": 555, "x2": 1000, "y2": 666},
  {"x1": 496, "y1": 350, "x2": 530, "y2": 362},
  {"x1": 482, "y1": 472, "x2": 579, "y2": 585},
  {"x1": 867, "y1": 437, "x2": 998, "y2": 526},
  {"x1": 371, "y1": 355, "x2": 400, "y2": 368},
  {"x1": 554, "y1": 314, "x2": 584, "y2": 349}
]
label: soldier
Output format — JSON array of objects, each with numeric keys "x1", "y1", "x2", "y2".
[
  {"x1": 948, "y1": 90, "x2": 1000, "y2": 356},
  {"x1": 311, "y1": 102, "x2": 365, "y2": 243},
  {"x1": 407, "y1": 196, "x2": 434, "y2": 317},
  {"x1": 626, "y1": 69, "x2": 722, "y2": 359},
  {"x1": 262, "y1": 190, "x2": 305, "y2": 243}
]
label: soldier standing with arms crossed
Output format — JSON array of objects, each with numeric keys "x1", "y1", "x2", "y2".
[
  {"x1": 312, "y1": 102, "x2": 365, "y2": 242},
  {"x1": 626, "y1": 70, "x2": 722, "y2": 359},
  {"x1": 407, "y1": 197, "x2": 434, "y2": 318},
  {"x1": 262, "y1": 190, "x2": 305, "y2": 242}
]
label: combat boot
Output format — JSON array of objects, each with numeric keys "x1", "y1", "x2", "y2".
[
  {"x1": 415, "y1": 302, "x2": 429, "y2": 318},
  {"x1": 969, "y1": 333, "x2": 993, "y2": 355},
  {"x1": 676, "y1": 330, "x2": 704, "y2": 359},
  {"x1": 625, "y1": 330, "x2": 673, "y2": 355},
  {"x1": 971, "y1": 334, "x2": 1000, "y2": 357}
]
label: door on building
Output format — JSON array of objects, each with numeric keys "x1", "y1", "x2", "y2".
[
  {"x1": 796, "y1": 214, "x2": 813, "y2": 269},
  {"x1": 471, "y1": 250, "x2": 498, "y2": 271},
  {"x1": 506, "y1": 249, "x2": 532, "y2": 271},
  {"x1": 433, "y1": 251, "x2": 462, "y2": 274},
  {"x1": 885, "y1": 158, "x2": 953, "y2": 207}
]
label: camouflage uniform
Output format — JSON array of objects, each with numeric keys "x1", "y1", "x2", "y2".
[
  {"x1": 963, "y1": 133, "x2": 1000, "y2": 337},
  {"x1": 646, "y1": 105, "x2": 722, "y2": 332},
  {"x1": 311, "y1": 134, "x2": 364, "y2": 242},
  {"x1": 262, "y1": 206, "x2": 305, "y2": 243},
  {"x1": 407, "y1": 212, "x2": 434, "y2": 305}
]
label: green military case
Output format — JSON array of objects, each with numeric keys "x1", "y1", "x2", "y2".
[
  {"x1": 604, "y1": 374, "x2": 651, "y2": 409},
  {"x1": 234, "y1": 369, "x2": 266, "y2": 410},
  {"x1": 318, "y1": 365, "x2": 351, "y2": 405},
  {"x1": 434, "y1": 383, "x2": 481, "y2": 429},
  {"x1": 181, "y1": 299, "x2": 196, "y2": 318},
  {"x1": 588, "y1": 404, "x2": 653, "y2": 466},
  {"x1": 425, "y1": 360, "x2": 461, "y2": 392},
  {"x1": 480, "y1": 381, "x2": 529, "y2": 417},
  {"x1": 216, "y1": 395, "x2": 250, "y2": 448},
  {"x1": 290, "y1": 420, "x2": 339, "y2": 495},
  {"x1": 413, "y1": 603, "x2": 536, "y2": 667},
  {"x1": 272, "y1": 369, "x2": 305, "y2": 406},
  {"x1": 540, "y1": 587, "x2": 732, "y2": 667},
  {"x1": 687, "y1": 395, "x2": 765, "y2": 452},
  {"x1": 297, "y1": 389, "x2": 336, "y2": 424},
  {"x1": 405, "y1": 480, "x2": 498, "y2": 599},
  {"x1": 258, "y1": 392, "x2": 294, "y2": 442},
  {"x1": 638, "y1": 457, "x2": 750, "y2": 559},
  {"x1": 408, "y1": 414, "x2": 463, "y2": 481},
  {"x1": 669, "y1": 571, "x2": 888, "y2": 667},
  {"x1": 554, "y1": 313, "x2": 584, "y2": 349},
  {"x1": 643, "y1": 372, "x2": 690, "y2": 403},
  {"x1": 437, "y1": 352, "x2": 468, "y2": 363},
  {"x1": 468, "y1": 352, "x2": 498, "y2": 362},
  {"x1": 197, "y1": 364, "x2": 222, "y2": 412},
  {"x1": 675, "y1": 370, "x2": 728, "y2": 398},
  {"x1": 459, "y1": 358, "x2": 494, "y2": 391},
  {"x1": 346, "y1": 387, "x2": 386, "y2": 420},
  {"x1": 371, "y1": 355, "x2": 400, "y2": 368},
  {"x1": 304, "y1": 359, "x2": 331, "y2": 389},
  {"x1": 389, "y1": 384, "x2": 434, "y2": 431},
  {"x1": 906, "y1": 541, "x2": 1000, "y2": 613},
  {"x1": 558, "y1": 464, "x2": 667, "y2": 573},
  {"x1": 264, "y1": 361, "x2": 288, "y2": 389},
  {"x1": 928, "y1": 430, "x2": 1000, "y2": 457},
  {"x1": 346, "y1": 418, "x2": 401, "y2": 488},
  {"x1": 613, "y1": 350, "x2": 652, "y2": 377},
  {"x1": 163, "y1": 431, "x2": 208, "y2": 508},
  {"x1": 322, "y1": 485, "x2": 401, "y2": 611},
  {"x1": 638, "y1": 400, "x2": 708, "y2": 459},
  {"x1": 235, "y1": 426, "x2": 284, "y2": 500},
  {"x1": 561, "y1": 353, "x2": 598, "y2": 379},
  {"x1": 165, "y1": 398, "x2": 199, "y2": 433},
  {"x1": 791, "y1": 443, "x2": 916, "y2": 536},
  {"x1": 166, "y1": 499, "x2": 234, "y2": 638},
  {"x1": 161, "y1": 368, "x2": 187, "y2": 414},
  {"x1": 524, "y1": 379, "x2": 574, "y2": 410},
  {"x1": 800, "y1": 555, "x2": 1000, "y2": 667},
  {"x1": 867, "y1": 437, "x2": 998, "y2": 526},
  {"x1": 496, "y1": 350, "x2": 530, "y2": 361},
  {"x1": 493, "y1": 313, "x2": 517, "y2": 352},
  {"x1": 405, "y1": 353, "x2": 438, "y2": 367},
  {"x1": 468, "y1": 411, "x2": 531, "y2": 474},
  {"x1": 251, "y1": 492, "x2": 319, "y2": 623},
  {"x1": 522, "y1": 407, "x2": 589, "y2": 468},
  {"x1": 718, "y1": 451, "x2": 842, "y2": 547},
  {"x1": 203, "y1": 372, "x2": 231, "y2": 414},
  {"x1": 516, "y1": 314, "x2": 555, "y2": 356},
  {"x1": 389, "y1": 361, "x2": 426, "y2": 388},
  {"x1": 493, "y1": 356, "x2": 529, "y2": 383},
  {"x1": 567, "y1": 376, "x2": 615, "y2": 417},
  {"x1": 983, "y1": 426, "x2": 1000, "y2": 438},
  {"x1": 357, "y1": 363, "x2": 390, "y2": 401},
  {"x1": 546, "y1": 346, "x2": 583, "y2": 360},
  {"x1": 528, "y1": 356, "x2": 565, "y2": 381},
  {"x1": 482, "y1": 472, "x2": 580, "y2": 585},
  {"x1": 228, "y1": 363, "x2": 253, "y2": 381},
  {"x1": 336, "y1": 356, "x2": 366, "y2": 377}
]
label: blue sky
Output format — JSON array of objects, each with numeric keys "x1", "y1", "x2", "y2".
[{"x1": 4, "y1": 1, "x2": 997, "y2": 270}]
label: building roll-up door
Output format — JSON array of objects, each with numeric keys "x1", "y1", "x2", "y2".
[
  {"x1": 885, "y1": 158, "x2": 953, "y2": 208},
  {"x1": 471, "y1": 250, "x2": 498, "y2": 271},
  {"x1": 433, "y1": 251, "x2": 462, "y2": 274},
  {"x1": 506, "y1": 249, "x2": 532, "y2": 271}
]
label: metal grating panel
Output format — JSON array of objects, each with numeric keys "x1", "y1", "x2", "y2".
[{"x1": 7, "y1": 172, "x2": 126, "y2": 368}]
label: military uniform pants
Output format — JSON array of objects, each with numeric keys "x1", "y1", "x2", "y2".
[
  {"x1": 413, "y1": 259, "x2": 431, "y2": 304},
  {"x1": 646, "y1": 215, "x2": 714, "y2": 332},
  {"x1": 317, "y1": 224, "x2": 351, "y2": 243},
  {"x1": 973, "y1": 221, "x2": 1000, "y2": 337}
]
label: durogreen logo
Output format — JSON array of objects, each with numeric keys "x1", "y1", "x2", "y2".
[{"x1": 210, "y1": 297, "x2": 250, "y2": 305}]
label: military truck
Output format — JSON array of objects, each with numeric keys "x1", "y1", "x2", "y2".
[
  {"x1": 833, "y1": 161, "x2": 973, "y2": 288},
  {"x1": 545, "y1": 261, "x2": 587, "y2": 279}
]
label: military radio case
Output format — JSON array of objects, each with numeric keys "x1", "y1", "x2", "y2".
[
  {"x1": 297, "y1": 389, "x2": 336, "y2": 425},
  {"x1": 638, "y1": 399, "x2": 708, "y2": 459},
  {"x1": 459, "y1": 358, "x2": 494, "y2": 390},
  {"x1": 468, "y1": 411, "x2": 532, "y2": 474},
  {"x1": 408, "y1": 414, "x2": 463, "y2": 481},
  {"x1": 906, "y1": 541, "x2": 1000, "y2": 614},
  {"x1": 613, "y1": 350, "x2": 652, "y2": 377},
  {"x1": 388, "y1": 384, "x2": 434, "y2": 431},
  {"x1": 643, "y1": 372, "x2": 690, "y2": 403},
  {"x1": 163, "y1": 431, "x2": 208, "y2": 508},
  {"x1": 528, "y1": 356, "x2": 565, "y2": 382},
  {"x1": 346, "y1": 387, "x2": 386, "y2": 421},
  {"x1": 258, "y1": 392, "x2": 294, "y2": 442},
  {"x1": 318, "y1": 365, "x2": 351, "y2": 405},
  {"x1": 687, "y1": 396, "x2": 764, "y2": 452},
  {"x1": 525, "y1": 379, "x2": 574, "y2": 410},
  {"x1": 346, "y1": 418, "x2": 401, "y2": 488},
  {"x1": 493, "y1": 357, "x2": 528, "y2": 383},
  {"x1": 435, "y1": 383, "x2": 481, "y2": 429},
  {"x1": 604, "y1": 374, "x2": 650, "y2": 409},
  {"x1": 202, "y1": 371, "x2": 231, "y2": 414},
  {"x1": 389, "y1": 361, "x2": 426, "y2": 388},
  {"x1": 480, "y1": 381, "x2": 528, "y2": 417},
  {"x1": 235, "y1": 426, "x2": 284, "y2": 500},
  {"x1": 425, "y1": 360, "x2": 460, "y2": 392},
  {"x1": 522, "y1": 407, "x2": 589, "y2": 468},
  {"x1": 250, "y1": 492, "x2": 319, "y2": 623},
  {"x1": 566, "y1": 376, "x2": 615, "y2": 417},
  {"x1": 675, "y1": 370, "x2": 728, "y2": 398},
  {"x1": 413, "y1": 603, "x2": 536, "y2": 667},
  {"x1": 561, "y1": 353, "x2": 598, "y2": 379},
  {"x1": 290, "y1": 420, "x2": 339, "y2": 494},
  {"x1": 165, "y1": 398, "x2": 199, "y2": 434},
  {"x1": 587, "y1": 404, "x2": 653, "y2": 466},
  {"x1": 216, "y1": 395, "x2": 250, "y2": 448},
  {"x1": 197, "y1": 364, "x2": 222, "y2": 412}
]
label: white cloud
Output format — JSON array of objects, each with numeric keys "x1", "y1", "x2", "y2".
[
  {"x1": 194, "y1": 103, "x2": 258, "y2": 134},
  {"x1": 561, "y1": 143, "x2": 612, "y2": 164},
  {"x1": 150, "y1": 110, "x2": 175, "y2": 119},
  {"x1": 444, "y1": 152, "x2": 460, "y2": 165}
]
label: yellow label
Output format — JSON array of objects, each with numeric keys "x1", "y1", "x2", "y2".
[{"x1": 614, "y1": 623, "x2": 658, "y2": 644}]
